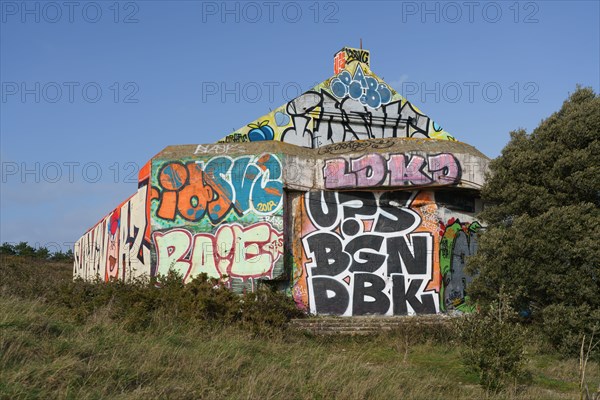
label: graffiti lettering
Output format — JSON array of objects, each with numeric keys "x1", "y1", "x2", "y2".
[
  {"x1": 316, "y1": 139, "x2": 396, "y2": 155},
  {"x1": 74, "y1": 186, "x2": 151, "y2": 281},
  {"x1": 323, "y1": 153, "x2": 462, "y2": 189},
  {"x1": 334, "y1": 48, "x2": 370, "y2": 76},
  {"x1": 153, "y1": 222, "x2": 283, "y2": 284},
  {"x1": 255, "y1": 200, "x2": 278, "y2": 212},
  {"x1": 222, "y1": 133, "x2": 249, "y2": 143},
  {"x1": 302, "y1": 191, "x2": 439, "y2": 316},
  {"x1": 152, "y1": 154, "x2": 283, "y2": 224},
  {"x1": 330, "y1": 65, "x2": 392, "y2": 109},
  {"x1": 281, "y1": 90, "x2": 450, "y2": 148},
  {"x1": 194, "y1": 143, "x2": 242, "y2": 154},
  {"x1": 344, "y1": 48, "x2": 370, "y2": 65}
]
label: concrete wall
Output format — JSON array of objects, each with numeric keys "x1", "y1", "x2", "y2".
[
  {"x1": 149, "y1": 149, "x2": 285, "y2": 293},
  {"x1": 75, "y1": 139, "x2": 488, "y2": 315},
  {"x1": 291, "y1": 190, "x2": 481, "y2": 316},
  {"x1": 74, "y1": 48, "x2": 489, "y2": 315}
]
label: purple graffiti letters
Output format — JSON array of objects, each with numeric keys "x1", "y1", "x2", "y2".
[{"x1": 324, "y1": 152, "x2": 461, "y2": 189}]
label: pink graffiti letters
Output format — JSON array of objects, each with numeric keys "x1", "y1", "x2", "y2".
[
  {"x1": 153, "y1": 222, "x2": 283, "y2": 283},
  {"x1": 324, "y1": 152, "x2": 462, "y2": 189},
  {"x1": 302, "y1": 191, "x2": 439, "y2": 316}
]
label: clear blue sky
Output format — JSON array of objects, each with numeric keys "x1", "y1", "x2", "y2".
[{"x1": 1, "y1": 0, "x2": 599, "y2": 252}]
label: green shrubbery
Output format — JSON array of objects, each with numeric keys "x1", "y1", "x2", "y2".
[
  {"x1": 540, "y1": 304, "x2": 600, "y2": 360},
  {"x1": 0, "y1": 254, "x2": 303, "y2": 336},
  {"x1": 456, "y1": 295, "x2": 529, "y2": 392},
  {"x1": 0, "y1": 241, "x2": 74, "y2": 262},
  {"x1": 461, "y1": 87, "x2": 600, "y2": 396}
]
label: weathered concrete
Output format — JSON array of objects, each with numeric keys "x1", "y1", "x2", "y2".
[
  {"x1": 75, "y1": 47, "x2": 489, "y2": 317},
  {"x1": 289, "y1": 315, "x2": 452, "y2": 336}
]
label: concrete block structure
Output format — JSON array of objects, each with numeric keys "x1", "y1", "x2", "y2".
[{"x1": 74, "y1": 47, "x2": 489, "y2": 315}]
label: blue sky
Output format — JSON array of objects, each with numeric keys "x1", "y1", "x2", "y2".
[{"x1": 1, "y1": 0, "x2": 599, "y2": 251}]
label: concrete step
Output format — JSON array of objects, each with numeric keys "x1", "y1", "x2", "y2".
[{"x1": 289, "y1": 315, "x2": 452, "y2": 336}]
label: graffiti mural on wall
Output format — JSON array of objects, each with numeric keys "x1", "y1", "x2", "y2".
[
  {"x1": 149, "y1": 153, "x2": 285, "y2": 291},
  {"x1": 292, "y1": 190, "x2": 482, "y2": 316},
  {"x1": 218, "y1": 62, "x2": 455, "y2": 147},
  {"x1": 323, "y1": 152, "x2": 462, "y2": 189},
  {"x1": 152, "y1": 222, "x2": 283, "y2": 288},
  {"x1": 334, "y1": 47, "x2": 370, "y2": 74},
  {"x1": 298, "y1": 190, "x2": 439, "y2": 316},
  {"x1": 439, "y1": 218, "x2": 481, "y2": 312},
  {"x1": 330, "y1": 65, "x2": 393, "y2": 109},
  {"x1": 74, "y1": 185, "x2": 152, "y2": 281},
  {"x1": 281, "y1": 90, "x2": 448, "y2": 148},
  {"x1": 151, "y1": 154, "x2": 283, "y2": 226}
]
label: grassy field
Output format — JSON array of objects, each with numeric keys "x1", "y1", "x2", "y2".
[{"x1": 1, "y1": 255, "x2": 597, "y2": 399}]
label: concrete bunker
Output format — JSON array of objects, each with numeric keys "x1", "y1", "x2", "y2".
[{"x1": 74, "y1": 47, "x2": 489, "y2": 316}]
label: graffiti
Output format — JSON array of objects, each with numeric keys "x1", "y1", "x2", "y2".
[
  {"x1": 330, "y1": 65, "x2": 392, "y2": 109},
  {"x1": 215, "y1": 47, "x2": 456, "y2": 148},
  {"x1": 106, "y1": 207, "x2": 120, "y2": 281},
  {"x1": 255, "y1": 200, "x2": 278, "y2": 212},
  {"x1": 75, "y1": 219, "x2": 106, "y2": 280},
  {"x1": 345, "y1": 48, "x2": 370, "y2": 65},
  {"x1": 74, "y1": 186, "x2": 151, "y2": 281},
  {"x1": 153, "y1": 222, "x2": 283, "y2": 286},
  {"x1": 120, "y1": 184, "x2": 152, "y2": 278},
  {"x1": 333, "y1": 50, "x2": 346, "y2": 75},
  {"x1": 301, "y1": 191, "x2": 439, "y2": 316},
  {"x1": 323, "y1": 153, "x2": 462, "y2": 189},
  {"x1": 247, "y1": 120, "x2": 275, "y2": 141},
  {"x1": 281, "y1": 90, "x2": 447, "y2": 148},
  {"x1": 152, "y1": 154, "x2": 283, "y2": 224},
  {"x1": 194, "y1": 143, "x2": 242, "y2": 154},
  {"x1": 317, "y1": 139, "x2": 396, "y2": 155},
  {"x1": 222, "y1": 133, "x2": 249, "y2": 143},
  {"x1": 334, "y1": 47, "x2": 370, "y2": 74},
  {"x1": 439, "y1": 219, "x2": 481, "y2": 312}
]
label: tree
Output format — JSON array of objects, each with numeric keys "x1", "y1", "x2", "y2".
[
  {"x1": 0, "y1": 242, "x2": 16, "y2": 255},
  {"x1": 14, "y1": 241, "x2": 36, "y2": 258},
  {"x1": 468, "y1": 86, "x2": 600, "y2": 314}
]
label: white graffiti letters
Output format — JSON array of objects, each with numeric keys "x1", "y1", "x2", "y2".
[
  {"x1": 302, "y1": 191, "x2": 439, "y2": 316},
  {"x1": 153, "y1": 222, "x2": 283, "y2": 283}
]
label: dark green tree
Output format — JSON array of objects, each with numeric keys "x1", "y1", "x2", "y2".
[
  {"x1": 468, "y1": 86, "x2": 600, "y2": 310},
  {"x1": 34, "y1": 247, "x2": 50, "y2": 260},
  {"x1": 14, "y1": 242, "x2": 36, "y2": 258},
  {"x1": 0, "y1": 242, "x2": 16, "y2": 255}
]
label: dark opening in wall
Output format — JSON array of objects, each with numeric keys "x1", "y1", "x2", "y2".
[{"x1": 435, "y1": 190, "x2": 477, "y2": 213}]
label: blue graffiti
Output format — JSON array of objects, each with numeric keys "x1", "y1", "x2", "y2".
[
  {"x1": 248, "y1": 120, "x2": 275, "y2": 141},
  {"x1": 330, "y1": 65, "x2": 392, "y2": 109}
]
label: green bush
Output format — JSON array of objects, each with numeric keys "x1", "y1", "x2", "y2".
[
  {"x1": 46, "y1": 270, "x2": 303, "y2": 334},
  {"x1": 240, "y1": 285, "x2": 305, "y2": 335},
  {"x1": 457, "y1": 296, "x2": 529, "y2": 392},
  {"x1": 539, "y1": 304, "x2": 600, "y2": 360}
]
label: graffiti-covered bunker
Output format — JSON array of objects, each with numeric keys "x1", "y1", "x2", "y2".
[{"x1": 75, "y1": 47, "x2": 489, "y2": 316}]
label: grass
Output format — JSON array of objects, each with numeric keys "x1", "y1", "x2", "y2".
[{"x1": 1, "y1": 255, "x2": 598, "y2": 399}]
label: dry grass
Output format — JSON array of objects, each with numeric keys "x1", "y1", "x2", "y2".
[{"x1": 0, "y1": 256, "x2": 597, "y2": 399}]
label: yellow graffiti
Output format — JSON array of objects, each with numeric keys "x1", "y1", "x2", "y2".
[{"x1": 256, "y1": 200, "x2": 278, "y2": 212}]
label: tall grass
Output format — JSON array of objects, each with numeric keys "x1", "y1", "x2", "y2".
[{"x1": 1, "y1": 255, "x2": 597, "y2": 399}]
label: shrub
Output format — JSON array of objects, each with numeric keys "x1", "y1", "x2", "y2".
[
  {"x1": 239, "y1": 285, "x2": 305, "y2": 335},
  {"x1": 456, "y1": 295, "x2": 529, "y2": 392},
  {"x1": 540, "y1": 303, "x2": 600, "y2": 360}
]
